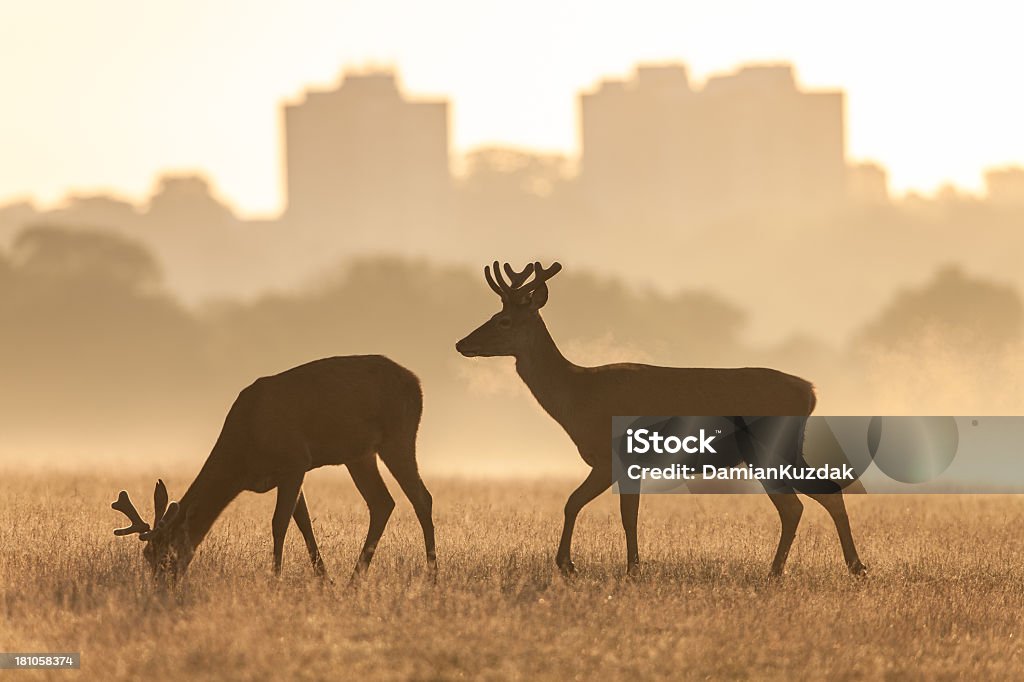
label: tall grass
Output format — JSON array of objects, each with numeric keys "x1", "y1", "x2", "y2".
[{"x1": 2, "y1": 472, "x2": 1024, "y2": 679}]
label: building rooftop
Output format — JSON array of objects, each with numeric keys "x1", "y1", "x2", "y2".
[{"x1": 287, "y1": 70, "x2": 446, "y2": 107}]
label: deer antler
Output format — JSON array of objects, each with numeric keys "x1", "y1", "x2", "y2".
[
  {"x1": 484, "y1": 262, "x2": 538, "y2": 302},
  {"x1": 153, "y1": 479, "x2": 169, "y2": 525},
  {"x1": 517, "y1": 261, "x2": 562, "y2": 298},
  {"x1": 140, "y1": 501, "x2": 180, "y2": 541},
  {"x1": 112, "y1": 491, "x2": 151, "y2": 537},
  {"x1": 485, "y1": 261, "x2": 535, "y2": 300},
  {"x1": 484, "y1": 262, "x2": 505, "y2": 298},
  {"x1": 503, "y1": 263, "x2": 535, "y2": 289}
]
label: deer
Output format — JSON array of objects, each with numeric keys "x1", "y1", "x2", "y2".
[
  {"x1": 456, "y1": 262, "x2": 866, "y2": 578},
  {"x1": 111, "y1": 355, "x2": 436, "y2": 582}
]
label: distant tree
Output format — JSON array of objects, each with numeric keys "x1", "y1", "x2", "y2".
[
  {"x1": 12, "y1": 224, "x2": 162, "y2": 293},
  {"x1": 0, "y1": 225, "x2": 205, "y2": 436},
  {"x1": 544, "y1": 270, "x2": 746, "y2": 364},
  {"x1": 857, "y1": 265, "x2": 1023, "y2": 353}
]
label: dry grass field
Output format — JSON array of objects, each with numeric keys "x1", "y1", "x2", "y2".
[{"x1": 3, "y1": 470, "x2": 1024, "y2": 680}]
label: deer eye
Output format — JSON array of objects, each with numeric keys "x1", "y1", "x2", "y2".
[{"x1": 497, "y1": 317, "x2": 512, "y2": 329}]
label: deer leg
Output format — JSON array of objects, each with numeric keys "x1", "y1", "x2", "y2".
[
  {"x1": 619, "y1": 493, "x2": 641, "y2": 577},
  {"x1": 556, "y1": 468, "x2": 611, "y2": 575},
  {"x1": 272, "y1": 471, "x2": 305, "y2": 576},
  {"x1": 348, "y1": 456, "x2": 395, "y2": 579},
  {"x1": 765, "y1": 491, "x2": 803, "y2": 577},
  {"x1": 806, "y1": 492, "x2": 867, "y2": 575},
  {"x1": 292, "y1": 490, "x2": 326, "y2": 577},
  {"x1": 380, "y1": 449, "x2": 436, "y2": 578}
]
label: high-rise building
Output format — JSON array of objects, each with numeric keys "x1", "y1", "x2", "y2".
[
  {"x1": 847, "y1": 162, "x2": 890, "y2": 205},
  {"x1": 579, "y1": 63, "x2": 846, "y2": 224},
  {"x1": 985, "y1": 166, "x2": 1024, "y2": 207},
  {"x1": 283, "y1": 71, "x2": 451, "y2": 241}
]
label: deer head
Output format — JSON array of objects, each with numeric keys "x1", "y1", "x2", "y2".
[
  {"x1": 112, "y1": 479, "x2": 193, "y2": 577},
  {"x1": 456, "y1": 261, "x2": 562, "y2": 358}
]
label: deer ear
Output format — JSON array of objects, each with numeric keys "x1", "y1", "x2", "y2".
[
  {"x1": 153, "y1": 479, "x2": 169, "y2": 525},
  {"x1": 528, "y1": 284, "x2": 550, "y2": 310}
]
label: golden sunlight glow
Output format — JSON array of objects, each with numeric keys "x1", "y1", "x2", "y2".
[{"x1": 1, "y1": 0, "x2": 1022, "y2": 215}]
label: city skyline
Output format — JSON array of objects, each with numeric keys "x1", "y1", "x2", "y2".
[
  {"x1": 5, "y1": 61, "x2": 1024, "y2": 221},
  {"x1": 3, "y1": 0, "x2": 1024, "y2": 216},
  {"x1": 3, "y1": 60, "x2": 1021, "y2": 349}
]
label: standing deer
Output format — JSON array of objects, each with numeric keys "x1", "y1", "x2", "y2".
[
  {"x1": 456, "y1": 262, "x2": 866, "y2": 578},
  {"x1": 111, "y1": 355, "x2": 436, "y2": 581}
]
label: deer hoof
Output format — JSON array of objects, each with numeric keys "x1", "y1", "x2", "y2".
[
  {"x1": 557, "y1": 559, "x2": 577, "y2": 577},
  {"x1": 626, "y1": 563, "x2": 641, "y2": 580},
  {"x1": 849, "y1": 560, "x2": 869, "y2": 577}
]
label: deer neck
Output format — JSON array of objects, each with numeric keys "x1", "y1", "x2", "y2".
[
  {"x1": 177, "y1": 456, "x2": 243, "y2": 548},
  {"x1": 515, "y1": 320, "x2": 578, "y2": 422}
]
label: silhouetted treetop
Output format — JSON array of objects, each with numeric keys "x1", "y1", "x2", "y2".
[
  {"x1": 857, "y1": 265, "x2": 1023, "y2": 352},
  {"x1": 13, "y1": 224, "x2": 163, "y2": 293}
]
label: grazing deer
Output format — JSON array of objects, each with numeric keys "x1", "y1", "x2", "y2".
[
  {"x1": 112, "y1": 355, "x2": 436, "y2": 581},
  {"x1": 456, "y1": 262, "x2": 866, "y2": 578}
]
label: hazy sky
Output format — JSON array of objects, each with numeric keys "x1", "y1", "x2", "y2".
[{"x1": 2, "y1": 1, "x2": 1022, "y2": 216}]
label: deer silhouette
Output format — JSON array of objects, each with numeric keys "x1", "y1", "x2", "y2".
[
  {"x1": 111, "y1": 355, "x2": 436, "y2": 581},
  {"x1": 456, "y1": 262, "x2": 866, "y2": 577}
]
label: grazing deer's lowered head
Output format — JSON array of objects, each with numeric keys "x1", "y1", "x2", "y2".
[
  {"x1": 456, "y1": 261, "x2": 562, "y2": 358},
  {"x1": 112, "y1": 479, "x2": 194, "y2": 578}
]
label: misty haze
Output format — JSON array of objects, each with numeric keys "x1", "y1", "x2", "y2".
[{"x1": 1, "y1": 62, "x2": 1022, "y2": 476}]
